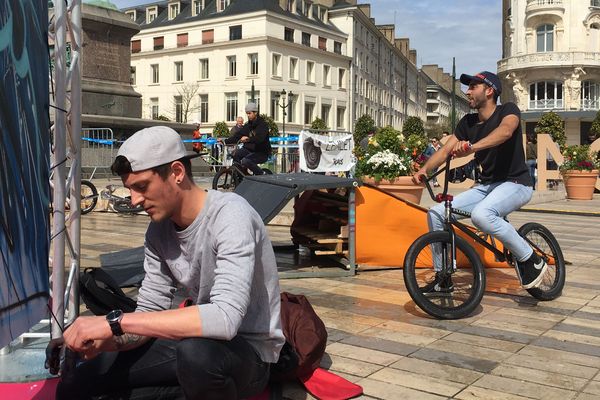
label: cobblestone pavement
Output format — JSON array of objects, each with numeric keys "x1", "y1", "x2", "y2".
[{"x1": 79, "y1": 192, "x2": 600, "y2": 400}]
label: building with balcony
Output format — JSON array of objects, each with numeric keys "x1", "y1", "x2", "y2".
[
  {"x1": 499, "y1": 0, "x2": 600, "y2": 144},
  {"x1": 421, "y1": 65, "x2": 470, "y2": 129},
  {"x1": 122, "y1": 0, "x2": 427, "y2": 134},
  {"x1": 328, "y1": 3, "x2": 427, "y2": 128}
]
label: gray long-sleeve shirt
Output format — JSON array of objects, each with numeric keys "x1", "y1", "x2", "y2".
[{"x1": 136, "y1": 190, "x2": 284, "y2": 363}]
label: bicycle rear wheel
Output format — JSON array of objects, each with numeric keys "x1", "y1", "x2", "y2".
[
  {"x1": 212, "y1": 167, "x2": 237, "y2": 191},
  {"x1": 80, "y1": 180, "x2": 98, "y2": 215},
  {"x1": 113, "y1": 198, "x2": 144, "y2": 214},
  {"x1": 403, "y1": 231, "x2": 486, "y2": 319},
  {"x1": 518, "y1": 222, "x2": 565, "y2": 301}
]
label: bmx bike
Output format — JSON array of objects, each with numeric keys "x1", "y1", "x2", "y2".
[{"x1": 402, "y1": 156, "x2": 566, "y2": 319}]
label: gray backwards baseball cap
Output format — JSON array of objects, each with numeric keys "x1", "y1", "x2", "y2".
[{"x1": 117, "y1": 126, "x2": 201, "y2": 172}]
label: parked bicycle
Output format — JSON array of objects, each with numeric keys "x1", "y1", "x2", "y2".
[
  {"x1": 212, "y1": 143, "x2": 272, "y2": 191},
  {"x1": 402, "y1": 156, "x2": 566, "y2": 319},
  {"x1": 49, "y1": 167, "x2": 98, "y2": 215},
  {"x1": 100, "y1": 184, "x2": 144, "y2": 214}
]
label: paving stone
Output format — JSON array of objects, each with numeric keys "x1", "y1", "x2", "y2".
[
  {"x1": 491, "y1": 364, "x2": 588, "y2": 391},
  {"x1": 390, "y1": 356, "x2": 483, "y2": 385},
  {"x1": 356, "y1": 378, "x2": 447, "y2": 400},
  {"x1": 455, "y1": 385, "x2": 536, "y2": 400},
  {"x1": 574, "y1": 394, "x2": 600, "y2": 400},
  {"x1": 458, "y1": 324, "x2": 537, "y2": 345},
  {"x1": 444, "y1": 332, "x2": 525, "y2": 353},
  {"x1": 518, "y1": 345, "x2": 600, "y2": 369},
  {"x1": 320, "y1": 353, "x2": 383, "y2": 377},
  {"x1": 543, "y1": 329, "x2": 600, "y2": 348},
  {"x1": 410, "y1": 347, "x2": 499, "y2": 373},
  {"x1": 425, "y1": 339, "x2": 514, "y2": 363},
  {"x1": 377, "y1": 320, "x2": 450, "y2": 339},
  {"x1": 325, "y1": 342, "x2": 402, "y2": 366},
  {"x1": 472, "y1": 374, "x2": 577, "y2": 400},
  {"x1": 340, "y1": 334, "x2": 420, "y2": 356},
  {"x1": 504, "y1": 353, "x2": 598, "y2": 379},
  {"x1": 583, "y1": 379, "x2": 600, "y2": 395},
  {"x1": 359, "y1": 326, "x2": 439, "y2": 347},
  {"x1": 554, "y1": 321, "x2": 600, "y2": 339},
  {"x1": 368, "y1": 366, "x2": 466, "y2": 397}
]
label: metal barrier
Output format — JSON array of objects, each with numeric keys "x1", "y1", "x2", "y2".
[
  {"x1": 81, "y1": 128, "x2": 114, "y2": 179},
  {"x1": 269, "y1": 136, "x2": 300, "y2": 173}
]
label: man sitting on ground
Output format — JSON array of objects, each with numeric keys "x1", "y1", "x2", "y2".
[{"x1": 56, "y1": 126, "x2": 284, "y2": 400}]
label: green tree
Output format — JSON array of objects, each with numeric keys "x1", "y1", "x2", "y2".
[
  {"x1": 589, "y1": 109, "x2": 600, "y2": 140},
  {"x1": 402, "y1": 116, "x2": 425, "y2": 136},
  {"x1": 213, "y1": 121, "x2": 230, "y2": 138},
  {"x1": 156, "y1": 115, "x2": 170, "y2": 121},
  {"x1": 402, "y1": 116, "x2": 428, "y2": 156},
  {"x1": 260, "y1": 114, "x2": 279, "y2": 136},
  {"x1": 534, "y1": 111, "x2": 566, "y2": 150},
  {"x1": 310, "y1": 117, "x2": 328, "y2": 131},
  {"x1": 354, "y1": 114, "x2": 376, "y2": 148}
]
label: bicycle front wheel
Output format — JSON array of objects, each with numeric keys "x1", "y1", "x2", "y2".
[
  {"x1": 518, "y1": 222, "x2": 565, "y2": 301},
  {"x1": 80, "y1": 180, "x2": 98, "y2": 215},
  {"x1": 212, "y1": 167, "x2": 236, "y2": 191},
  {"x1": 403, "y1": 231, "x2": 486, "y2": 319}
]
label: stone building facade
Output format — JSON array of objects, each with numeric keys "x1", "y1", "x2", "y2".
[
  {"x1": 122, "y1": 0, "x2": 428, "y2": 133},
  {"x1": 499, "y1": 0, "x2": 600, "y2": 144}
]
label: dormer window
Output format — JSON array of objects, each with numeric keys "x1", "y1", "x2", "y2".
[
  {"x1": 192, "y1": 0, "x2": 205, "y2": 16},
  {"x1": 217, "y1": 0, "x2": 231, "y2": 12},
  {"x1": 146, "y1": 6, "x2": 157, "y2": 24},
  {"x1": 312, "y1": 4, "x2": 326, "y2": 22},
  {"x1": 286, "y1": 0, "x2": 295, "y2": 12},
  {"x1": 169, "y1": 2, "x2": 180, "y2": 20},
  {"x1": 125, "y1": 10, "x2": 136, "y2": 21}
]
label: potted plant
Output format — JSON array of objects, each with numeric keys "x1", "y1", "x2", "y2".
[
  {"x1": 559, "y1": 144, "x2": 600, "y2": 200},
  {"x1": 355, "y1": 125, "x2": 427, "y2": 203}
]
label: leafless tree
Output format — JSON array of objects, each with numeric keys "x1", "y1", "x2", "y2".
[{"x1": 172, "y1": 82, "x2": 201, "y2": 123}]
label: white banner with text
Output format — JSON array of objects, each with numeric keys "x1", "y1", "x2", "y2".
[{"x1": 299, "y1": 130, "x2": 355, "y2": 172}]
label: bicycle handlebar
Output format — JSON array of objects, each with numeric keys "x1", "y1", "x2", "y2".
[{"x1": 421, "y1": 155, "x2": 453, "y2": 203}]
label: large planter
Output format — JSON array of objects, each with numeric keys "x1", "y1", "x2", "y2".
[
  {"x1": 362, "y1": 176, "x2": 425, "y2": 203},
  {"x1": 562, "y1": 169, "x2": 599, "y2": 200}
]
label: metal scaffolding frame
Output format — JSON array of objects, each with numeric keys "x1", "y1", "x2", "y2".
[{"x1": 48, "y1": 0, "x2": 82, "y2": 340}]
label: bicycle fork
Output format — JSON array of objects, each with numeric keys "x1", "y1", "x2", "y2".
[{"x1": 443, "y1": 198, "x2": 458, "y2": 275}]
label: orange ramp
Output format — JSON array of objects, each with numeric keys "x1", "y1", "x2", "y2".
[{"x1": 355, "y1": 185, "x2": 509, "y2": 269}]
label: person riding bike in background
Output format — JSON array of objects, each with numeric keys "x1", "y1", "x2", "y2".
[
  {"x1": 220, "y1": 103, "x2": 271, "y2": 175},
  {"x1": 412, "y1": 71, "x2": 547, "y2": 293}
]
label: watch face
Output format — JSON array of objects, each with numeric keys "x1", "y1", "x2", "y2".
[{"x1": 107, "y1": 309, "x2": 123, "y2": 322}]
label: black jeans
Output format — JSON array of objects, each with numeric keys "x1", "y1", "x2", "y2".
[
  {"x1": 56, "y1": 336, "x2": 270, "y2": 400},
  {"x1": 232, "y1": 148, "x2": 268, "y2": 175}
]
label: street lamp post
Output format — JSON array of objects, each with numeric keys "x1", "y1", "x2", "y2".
[
  {"x1": 275, "y1": 89, "x2": 294, "y2": 136},
  {"x1": 275, "y1": 89, "x2": 293, "y2": 172}
]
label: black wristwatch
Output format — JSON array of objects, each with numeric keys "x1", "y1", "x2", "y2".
[{"x1": 106, "y1": 309, "x2": 124, "y2": 336}]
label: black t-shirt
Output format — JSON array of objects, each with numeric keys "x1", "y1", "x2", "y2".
[{"x1": 455, "y1": 102, "x2": 531, "y2": 186}]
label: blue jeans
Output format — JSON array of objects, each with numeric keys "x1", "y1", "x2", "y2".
[
  {"x1": 526, "y1": 159, "x2": 537, "y2": 189},
  {"x1": 427, "y1": 181, "x2": 534, "y2": 270}
]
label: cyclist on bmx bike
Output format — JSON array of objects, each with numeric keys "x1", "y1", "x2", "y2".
[
  {"x1": 412, "y1": 71, "x2": 548, "y2": 294},
  {"x1": 219, "y1": 103, "x2": 271, "y2": 176}
]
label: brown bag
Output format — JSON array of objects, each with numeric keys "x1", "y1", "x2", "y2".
[{"x1": 270, "y1": 292, "x2": 327, "y2": 381}]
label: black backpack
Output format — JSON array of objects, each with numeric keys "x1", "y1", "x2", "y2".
[{"x1": 79, "y1": 268, "x2": 136, "y2": 315}]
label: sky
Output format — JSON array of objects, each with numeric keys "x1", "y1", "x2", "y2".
[{"x1": 111, "y1": 0, "x2": 502, "y2": 76}]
